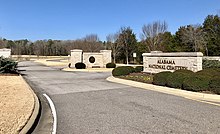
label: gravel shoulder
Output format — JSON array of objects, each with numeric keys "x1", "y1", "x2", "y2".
[{"x1": 0, "y1": 76, "x2": 35, "y2": 134}]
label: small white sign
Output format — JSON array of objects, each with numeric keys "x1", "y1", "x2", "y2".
[{"x1": 133, "y1": 53, "x2": 136, "y2": 58}]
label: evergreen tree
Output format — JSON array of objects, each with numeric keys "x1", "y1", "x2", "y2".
[
  {"x1": 203, "y1": 15, "x2": 220, "y2": 56},
  {"x1": 116, "y1": 27, "x2": 137, "y2": 64}
]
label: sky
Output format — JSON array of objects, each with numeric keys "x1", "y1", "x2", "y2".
[{"x1": 0, "y1": 0, "x2": 219, "y2": 41}]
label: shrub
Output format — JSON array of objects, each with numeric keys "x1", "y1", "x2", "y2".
[
  {"x1": 182, "y1": 74, "x2": 210, "y2": 92},
  {"x1": 75, "y1": 62, "x2": 86, "y2": 69},
  {"x1": 196, "y1": 68, "x2": 220, "y2": 78},
  {"x1": 106, "y1": 63, "x2": 116, "y2": 68},
  {"x1": 0, "y1": 57, "x2": 18, "y2": 73},
  {"x1": 153, "y1": 71, "x2": 173, "y2": 86},
  {"x1": 203, "y1": 60, "x2": 220, "y2": 69},
  {"x1": 134, "y1": 66, "x2": 143, "y2": 73},
  {"x1": 112, "y1": 66, "x2": 135, "y2": 76},
  {"x1": 166, "y1": 70, "x2": 194, "y2": 88},
  {"x1": 209, "y1": 76, "x2": 220, "y2": 94},
  {"x1": 173, "y1": 69, "x2": 194, "y2": 75}
]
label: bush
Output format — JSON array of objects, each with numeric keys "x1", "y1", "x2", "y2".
[
  {"x1": 203, "y1": 60, "x2": 220, "y2": 69},
  {"x1": 112, "y1": 66, "x2": 135, "y2": 76},
  {"x1": 166, "y1": 70, "x2": 194, "y2": 88},
  {"x1": 0, "y1": 57, "x2": 18, "y2": 73},
  {"x1": 106, "y1": 63, "x2": 116, "y2": 68},
  {"x1": 209, "y1": 76, "x2": 220, "y2": 94},
  {"x1": 173, "y1": 69, "x2": 194, "y2": 75},
  {"x1": 134, "y1": 66, "x2": 143, "y2": 73},
  {"x1": 196, "y1": 68, "x2": 220, "y2": 78},
  {"x1": 75, "y1": 62, "x2": 86, "y2": 69},
  {"x1": 153, "y1": 71, "x2": 173, "y2": 86},
  {"x1": 182, "y1": 74, "x2": 210, "y2": 92}
]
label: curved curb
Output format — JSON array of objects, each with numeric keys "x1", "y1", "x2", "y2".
[
  {"x1": 19, "y1": 76, "x2": 40, "y2": 134},
  {"x1": 106, "y1": 76, "x2": 220, "y2": 103},
  {"x1": 62, "y1": 68, "x2": 113, "y2": 72},
  {"x1": 43, "y1": 94, "x2": 57, "y2": 134}
]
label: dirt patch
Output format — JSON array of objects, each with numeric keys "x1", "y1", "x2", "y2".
[{"x1": 0, "y1": 76, "x2": 35, "y2": 134}]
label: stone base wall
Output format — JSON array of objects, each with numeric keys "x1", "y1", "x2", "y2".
[{"x1": 142, "y1": 51, "x2": 203, "y2": 73}]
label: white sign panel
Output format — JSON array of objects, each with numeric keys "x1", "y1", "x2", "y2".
[{"x1": 142, "y1": 52, "x2": 203, "y2": 73}]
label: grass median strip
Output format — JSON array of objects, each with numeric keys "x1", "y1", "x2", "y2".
[{"x1": 0, "y1": 76, "x2": 35, "y2": 134}]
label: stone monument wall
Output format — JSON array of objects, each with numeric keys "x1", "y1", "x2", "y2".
[
  {"x1": 142, "y1": 51, "x2": 203, "y2": 73},
  {"x1": 70, "y1": 49, "x2": 112, "y2": 68},
  {"x1": 83, "y1": 53, "x2": 104, "y2": 68}
]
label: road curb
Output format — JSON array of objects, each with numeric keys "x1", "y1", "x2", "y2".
[
  {"x1": 63, "y1": 68, "x2": 113, "y2": 72},
  {"x1": 19, "y1": 76, "x2": 40, "y2": 134},
  {"x1": 106, "y1": 76, "x2": 220, "y2": 103}
]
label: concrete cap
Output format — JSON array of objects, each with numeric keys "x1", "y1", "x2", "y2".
[
  {"x1": 142, "y1": 52, "x2": 203, "y2": 57},
  {"x1": 71, "y1": 49, "x2": 83, "y2": 52},
  {"x1": 83, "y1": 53, "x2": 103, "y2": 55},
  {"x1": 0, "y1": 48, "x2": 11, "y2": 51}
]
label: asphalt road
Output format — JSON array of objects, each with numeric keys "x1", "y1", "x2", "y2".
[{"x1": 19, "y1": 61, "x2": 220, "y2": 134}]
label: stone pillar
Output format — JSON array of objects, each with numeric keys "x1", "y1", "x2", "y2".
[
  {"x1": 70, "y1": 49, "x2": 83, "y2": 68},
  {"x1": 100, "y1": 50, "x2": 112, "y2": 67}
]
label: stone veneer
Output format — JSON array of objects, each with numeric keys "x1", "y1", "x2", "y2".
[
  {"x1": 70, "y1": 49, "x2": 112, "y2": 68},
  {"x1": 0, "y1": 48, "x2": 11, "y2": 58},
  {"x1": 142, "y1": 51, "x2": 203, "y2": 73}
]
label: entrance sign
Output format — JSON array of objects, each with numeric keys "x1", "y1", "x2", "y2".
[{"x1": 142, "y1": 51, "x2": 203, "y2": 73}]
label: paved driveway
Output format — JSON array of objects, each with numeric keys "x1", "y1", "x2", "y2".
[{"x1": 19, "y1": 61, "x2": 220, "y2": 134}]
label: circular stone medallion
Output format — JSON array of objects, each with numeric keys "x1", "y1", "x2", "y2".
[{"x1": 89, "y1": 56, "x2": 95, "y2": 63}]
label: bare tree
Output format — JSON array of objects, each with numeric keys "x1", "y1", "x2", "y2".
[
  {"x1": 83, "y1": 34, "x2": 103, "y2": 52},
  {"x1": 180, "y1": 25, "x2": 207, "y2": 55},
  {"x1": 33, "y1": 40, "x2": 47, "y2": 56},
  {"x1": 106, "y1": 33, "x2": 120, "y2": 63},
  {"x1": 141, "y1": 21, "x2": 168, "y2": 51}
]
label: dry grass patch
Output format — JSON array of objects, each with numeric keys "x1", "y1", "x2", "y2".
[
  {"x1": 0, "y1": 76, "x2": 35, "y2": 134},
  {"x1": 117, "y1": 72, "x2": 154, "y2": 84},
  {"x1": 35, "y1": 58, "x2": 69, "y2": 66}
]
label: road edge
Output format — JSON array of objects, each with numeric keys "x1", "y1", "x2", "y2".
[
  {"x1": 106, "y1": 76, "x2": 220, "y2": 103},
  {"x1": 19, "y1": 76, "x2": 40, "y2": 134}
]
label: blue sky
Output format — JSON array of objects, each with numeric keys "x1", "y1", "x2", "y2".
[{"x1": 0, "y1": 0, "x2": 219, "y2": 41}]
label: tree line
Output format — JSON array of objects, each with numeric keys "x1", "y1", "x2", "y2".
[{"x1": 0, "y1": 14, "x2": 220, "y2": 64}]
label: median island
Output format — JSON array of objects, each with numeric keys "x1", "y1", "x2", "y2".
[
  {"x1": 0, "y1": 76, "x2": 35, "y2": 134},
  {"x1": 0, "y1": 57, "x2": 36, "y2": 134}
]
